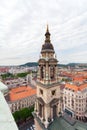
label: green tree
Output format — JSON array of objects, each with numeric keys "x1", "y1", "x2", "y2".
[
  {"x1": 12, "y1": 106, "x2": 34, "y2": 122},
  {"x1": 16, "y1": 72, "x2": 30, "y2": 78},
  {"x1": 1, "y1": 73, "x2": 15, "y2": 80},
  {"x1": 13, "y1": 111, "x2": 21, "y2": 122}
]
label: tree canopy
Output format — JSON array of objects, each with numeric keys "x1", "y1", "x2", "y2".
[{"x1": 13, "y1": 107, "x2": 34, "y2": 122}]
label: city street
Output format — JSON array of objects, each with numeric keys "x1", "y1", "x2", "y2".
[{"x1": 18, "y1": 118, "x2": 35, "y2": 130}]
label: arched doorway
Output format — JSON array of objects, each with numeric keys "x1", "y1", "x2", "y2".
[
  {"x1": 39, "y1": 104, "x2": 42, "y2": 117},
  {"x1": 53, "y1": 105, "x2": 57, "y2": 118}
]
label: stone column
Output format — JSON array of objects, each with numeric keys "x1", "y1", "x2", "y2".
[
  {"x1": 37, "y1": 66, "x2": 41, "y2": 81},
  {"x1": 49, "y1": 65, "x2": 50, "y2": 83},
  {"x1": 34, "y1": 102, "x2": 37, "y2": 112},
  {"x1": 43, "y1": 66, "x2": 45, "y2": 83},
  {"x1": 44, "y1": 106, "x2": 49, "y2": 128},
  {"x1": 36, "y1": 100, "x2": 39, "y2": 117},
  {"x1": 55, "y1": 66, "x2": 58, "y2": 82},
  {"x1": 45, "y1": 62, "x2": 49, "y2": 84},
  {"x1": 51, "y1": 107, "x2": 53, "y2": 120},
  {"x1": 43, "y1": 105, "x2": 45, "y2": 120}
]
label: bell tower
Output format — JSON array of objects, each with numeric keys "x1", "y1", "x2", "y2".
[{"x1": 34, "y1": 25, "x2": 61, "y2": 130}]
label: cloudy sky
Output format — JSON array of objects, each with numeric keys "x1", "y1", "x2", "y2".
[{"x1": 0, "y1": 0, "x2": 87, "y2": 65}]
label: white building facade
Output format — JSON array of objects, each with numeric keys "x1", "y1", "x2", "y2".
[
  {"x1": 8, "y1": 94, "x2": 36, "y2": 113},
  {"x1": 63, "y1": 83, "x2": 87, "y2": 121}
]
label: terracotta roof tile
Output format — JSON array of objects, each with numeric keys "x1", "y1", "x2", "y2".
[
  {"x1": 9, "y1": 86, "x2": 36, "y2": 101},
  {"x1": 73, "y1": 77, "x2": 84, "y2": 82},
  {"x1": 65, "y1": 83, "x2": 87, "y2": 92}
]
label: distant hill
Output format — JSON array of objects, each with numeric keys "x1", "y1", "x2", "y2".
[
  {"x1": 20, "y1": 62, "x2": 38, "y2": 67},
  {"x1": 67, "y1": 63, "x2": 87, "y2": 67},
  {"x1": 20, "y1": 62, "x2": 87, "y2": 68},
  {"x1": 67, "y1": 63, "x2": 78, "y2": 67},
  {"x1": 20, "y1": 62, "x2": 66, "y2": 67},
  {"x1": 58, "y1": 64, "x2": 67, "y2": 67}
]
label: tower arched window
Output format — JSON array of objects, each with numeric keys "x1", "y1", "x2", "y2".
[
  {"x1": 50, "y1": 66, "x2": 55, "y2": 80},
  {"x1": 41, "y1": 66, "x2": 44, "y2": 79}
]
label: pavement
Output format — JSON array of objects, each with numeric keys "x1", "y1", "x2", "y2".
[{"x1": 18, "y1": 118, "x2": 35, "y2": 130}]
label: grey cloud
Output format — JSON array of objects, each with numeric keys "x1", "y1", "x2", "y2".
[{"x1": 0, "y1": 0, "x2": 87, "y2": 65}]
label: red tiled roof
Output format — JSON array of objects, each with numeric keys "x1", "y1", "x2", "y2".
[
  {"x1": 0, "y1": 68, "x2": 9, "y2": 72},
  {"x1": 9, "y1": 86, "x2": 36, "y2": 101},
  {"x1": 65, "y1": 83, "x2": 87, "y2": 92},
  {"x1": 73, "y1": 77, "x2": 84, "y2": 82},
  {"x1": 65, "y1": 84, "x2": 78, "y2": 91}
]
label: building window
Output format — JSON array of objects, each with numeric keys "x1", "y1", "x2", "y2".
[
  {"x1": 79, "y1": 108, "x2": 81, "y2": 111},
  {"x1": 79, "y1": 104, "x2": 81, "y2": 107},
  {"x1": 40, "y1": 89, "x2": 43, "y2": 95},
  {"x1": 72, "y1": 99, "x2": 74, "y2": 107},
  {"x1": 51, "y1": 90, "x2": 56, "y2": 96}
]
